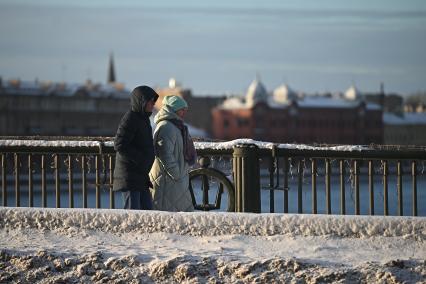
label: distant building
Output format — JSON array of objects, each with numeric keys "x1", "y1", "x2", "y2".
[
  {"x1": 363, "y1": 83, "x2": 404, "y2": 114},
  {"x1": 404, "y1": 102, "x2": 426, "y2": 113},
  {"x1": 383, "y1": 113, "x2": 426, "y2": 145},
  {"x1": 382, "y1": 94, "x2": 404, "y2": 114},
  {"x1": 0, "y1": 73, "x2": 215, "y2": 137},
  {"x1": 212, "y1": 80, "x2": 384, "y2": 144},
  {"x1": 0, "y1": 53, "x2": 134, "y2": 136},
  {"x1": 0, "y1": 78, "x2": 130, "y2": 136},
  {"x1": 403, "y1": 92, "x2": 426, "y2": 113}
]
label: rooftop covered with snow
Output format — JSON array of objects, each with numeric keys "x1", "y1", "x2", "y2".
[{"x1": 384, "y1": 112, "x2": 426, "y2": 125}]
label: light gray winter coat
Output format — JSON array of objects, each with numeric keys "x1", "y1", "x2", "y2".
[{"x1": 149, "y1": 105, "x2": 194, "y2": 212}]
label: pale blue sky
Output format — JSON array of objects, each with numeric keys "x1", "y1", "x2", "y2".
[{"x1": 1, "y1": 0, "x2": 425, "y2": 95}]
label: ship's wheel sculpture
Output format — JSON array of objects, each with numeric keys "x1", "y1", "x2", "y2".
[{"x1": 188, "y1": 157, "x2": 235, "y2": 212}]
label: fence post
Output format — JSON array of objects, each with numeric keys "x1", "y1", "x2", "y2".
[{"x1": 233, "y1": 144, "x2": 261, "y2": 213}]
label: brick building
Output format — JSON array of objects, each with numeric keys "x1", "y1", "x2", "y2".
[
  {"x1": 0, "y1": 54, "x2": 133, "y2": 136},
  {"x1": 0, "y1": 78, "x2": 130, "y2": 136},
  {"x1": 212, "y1": 79, "x2": 384, "y2": 144},
  {"x1": 0, "y1": 72, "x2": 222, "y2": 138},
  {"x1": 384, "y1": 113, "x2": 426, "y2": 145}
]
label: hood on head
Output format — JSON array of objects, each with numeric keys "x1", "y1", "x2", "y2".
[{"x1": 130, "y1": 85, "x2": 159, "y2": 114}]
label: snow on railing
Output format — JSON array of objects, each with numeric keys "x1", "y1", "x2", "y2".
[
  {"x1": 0, "y1": 139, "x2": 114, "y2": 148},
  {"x1": 2, "y1": 137, "x2": 426, "y2": 154},
  {"x1": 194, "y1": 139, "x2": 368, "y2": 151},
  {"x1": 0, "y1": 137, "x2": 368, "y2": 152}
]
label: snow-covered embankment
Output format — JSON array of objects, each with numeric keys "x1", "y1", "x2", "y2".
[{"x1": 1, "y1": 207, "x2": 425, "y2": 283}]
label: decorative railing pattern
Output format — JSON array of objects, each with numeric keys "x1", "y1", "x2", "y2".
[
  {"x1": 0, "y1": 136, "x2": 115, "y2": 209},
  {"x1": 234, "y1": 144, "x2": 426, "y2": 216},
  {"x1": 1, "y1": 136, "x2": 425, "y2": 216}
]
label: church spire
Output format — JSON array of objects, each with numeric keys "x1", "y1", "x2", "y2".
[{"x1": 107, "y1": 52, "x2": 116, "y2": 84}]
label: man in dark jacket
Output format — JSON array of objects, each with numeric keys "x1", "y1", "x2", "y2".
[{"x1": 113, "y1": 85, "x2": 159, "y2": 209}]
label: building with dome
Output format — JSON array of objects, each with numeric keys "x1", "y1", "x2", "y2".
[
  {"x1": 212, "y1": 79, "x2": 383, "y2": 144},
  {"x1": 272, "y1": 84, "x2": 299, "y2": 104},
  {"x1": 245, "y1": 79, "x2": 268, "y2": 107},
  {"x1": 344, "y1": 85, "x2": 362, "y2": 100}
]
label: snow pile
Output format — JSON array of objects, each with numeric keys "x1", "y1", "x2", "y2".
[
  {"x1": 2, "y1": 250, "x2": 424, "y2": 284},
  {"x1": 0, "y1": 207, "x2": 424, "y2": 239},
  {"x1": 1, "y1": 207, "x2": 425, "y2": 283}
]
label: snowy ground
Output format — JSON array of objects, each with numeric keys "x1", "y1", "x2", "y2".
[{"x1": 0, "y1": 207, "x2": 425, "y2": 283}]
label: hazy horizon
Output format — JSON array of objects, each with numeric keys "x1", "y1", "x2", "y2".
[{"x1": 1, "y1": 0, "x2": 425, "y2": 95}]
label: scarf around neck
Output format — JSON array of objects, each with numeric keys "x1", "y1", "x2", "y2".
[{"x1": 169, "y1": 119, "x2": 197, "y2": 165}]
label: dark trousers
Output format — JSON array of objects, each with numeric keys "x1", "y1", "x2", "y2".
[{"x1": 122, "y1": 189, "x2": 153, "y2": 210}]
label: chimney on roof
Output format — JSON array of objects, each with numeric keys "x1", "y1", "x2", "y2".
[
  {"x1": 379, "y1": 82, "x2": 385, "y2": 109},
  {"x1": 108, "y1": 52, "x2": 116, "y2": 84}
]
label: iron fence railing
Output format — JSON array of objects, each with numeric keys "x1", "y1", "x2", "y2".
[
  {"x1": 257, "y1": 144, "x2": 426, "y2": 216},
  {"x1": 1, "y1": 136, "x2": 425, "y2": 216},
  {"x1": 0, "y1": 136, "x2": 115, "y2": 209}
]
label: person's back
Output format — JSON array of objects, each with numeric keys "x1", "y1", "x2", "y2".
[{"x1": 113, "y1": 85, "x2": 159, "y2": 210}]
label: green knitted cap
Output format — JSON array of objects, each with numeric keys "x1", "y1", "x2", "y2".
[{"x1": 162, "y1": 95, "x2": 188, "y2": 112}]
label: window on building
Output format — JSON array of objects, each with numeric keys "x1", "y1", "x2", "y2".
[
  {"x1": 223, "y1": 119, "x2": 229, "y2": 128},
  {"x1": 237, "y1": 118, "x2": 249, "y2": 127}
]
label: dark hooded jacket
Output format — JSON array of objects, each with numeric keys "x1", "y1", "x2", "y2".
[{"x1": 113, "y1": 86, "x2": 159, "y2": 192}]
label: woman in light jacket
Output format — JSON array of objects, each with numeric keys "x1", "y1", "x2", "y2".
[{"x1": 149, "y1": 95, "x2": 196, "y2": 211}]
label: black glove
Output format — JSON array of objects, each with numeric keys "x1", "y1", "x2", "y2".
[{"x1": 146, "y1": 179, "x2": 153, "y2": 189}]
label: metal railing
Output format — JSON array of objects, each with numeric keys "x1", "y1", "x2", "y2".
[
  {"x1": 0, "y1": 136, "x2": 115, "y2": 209},
  {"x1": 1, "y1": 136, "x2": 425, "y2": 216},
  {"x1": 231, "y1": 144, "x2": 426, "y2": 216}
]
